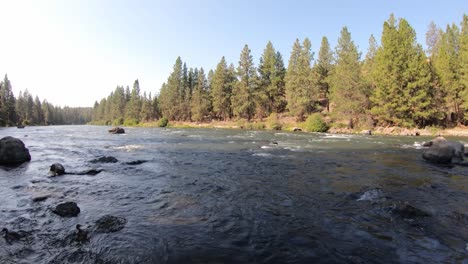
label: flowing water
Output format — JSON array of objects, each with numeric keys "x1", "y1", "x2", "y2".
[{"x1": 0, "y1": 126, "x2": 467, "y2": 263}]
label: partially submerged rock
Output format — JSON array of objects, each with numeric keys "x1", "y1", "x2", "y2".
[
  {"x1": 90, "y1": 156, "x2": 118, "y2": 163},
  {"x1": 422, "y1": 136, "x2": 465, "y2": 164},
  {"x1": 52, "y1": 202, "x2": 80, "y2": 217},
  {"x1": 108, "y1": 127, "x2": 125, "y2": 134},
  {"x1": 32, "y1": 195, "x2": 50, "y2": 202},
  {"x1": 392, "y1": 202, "x2": 430, "y2": 218},
  {"x1": 95, "y1": 215, "x2": 127, "y2": 233},
  {"x1": 292, "y1": 127, "x2": 302, "y2": 132},
  {"x1": 0, "y1": 228, "x2": 32, "y2": 244},
  {"x1": 126, "y1": 160, "x2": 148, "y2": 165},
  {"x1": 75, "y1": 169, "x2": 103, "y2": 175},
  {"x1": 50, "y1": 163, "x2": 66, "y2": 176},
  {"x1": 0, "y1": 136, "x2": 31, "y2": 166}
]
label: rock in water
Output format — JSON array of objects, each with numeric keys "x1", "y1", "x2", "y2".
[
  {"x1": 422, "y1": 136, "x2": 465, "y2": 164},
  {"x1": 50, "y1": 163, "x2": 66, "y2": 176},
  {"x1": 357, "y1": 189, "x2": 386, "y2": 203},
  {"x1": 95, "y1": 215, "x2": 127, "y2": 233},
  {"x1": 126, "y1": 160, "x2": 148, "y2": 165},
  {"x1": 108, "y1": 127, "x2": 125, "y2": 134},
  {"x1": 392, "y1": 202, "x2": 430, "y2": 218},
  {"x1": 90, "y1": 156, "x2": 118, "y2": 163},
  {"x1": 293, "y1": 127, "x2": 302, "y2": 132},
  {"x1": 52, "y1": 202, "x2": 80, "y2": 217},
  {"x1": 0, "y1": 136, "x2": 31, "y2": 166}
]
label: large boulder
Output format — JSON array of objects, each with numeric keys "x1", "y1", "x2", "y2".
[
  {"x1": 108, "y1": 127, "x2": 125, "y2": 134},
  {"x1": 422, "y1": 136, "x2": 465, "y2": 164},
  {"x1": 0, "y1": 136, "x2": 31, "y2": 166},
  {"x1": 52, "y1": 202, "x2": 80, "y2": 217}
]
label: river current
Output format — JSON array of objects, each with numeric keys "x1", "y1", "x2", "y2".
[{"x1": 0, "y1": 126, "x2": 467, "y2": 263}]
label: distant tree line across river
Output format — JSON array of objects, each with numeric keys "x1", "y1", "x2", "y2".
[
  {"x1": 1, "y1": 14, "x2": 467, "y2": 129},
  {"x1": 0, "y1": 74, "x2": 92, "y2": 126}
]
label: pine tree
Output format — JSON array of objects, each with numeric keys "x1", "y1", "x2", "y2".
[
  {"x1": 433, "y1": 23, "x2": 463, "y2": 123},
  {"x1": 460, "y1": 15, "x2": 468, "y2": 121},
  {"x1": 210, "y1": 57, "x2": 232, "y2": 120},
  {"x1": 191, "y1": 68, "x2": 211, "y2": 121},
  {"x1": 329, "y1": 27, "x2": 366, "y2": 127},
  {"x1": 426, "y1": 21, "x2": 442, "y2": 57},
  {"x1": 371, "y1": 15, "x2": 435, "y2": 127},
  {"x1": 257, "y1": 41, "x2": 286, "y2": 117},
  {"x1": 232, "y1": 44, "x2": 257, "y2": 120},
  {"x1": 285, "y1": 38, "x2": 315, "y2": 120},
  {"x1": 159, "y1": 57, "x2": 183, "y2": 120},
  {"x1": 140, "y1": 91, "x2": 153, "y2": 122},
  {"x1": 314, "y1": 36, "x2": 333, "y2": 112},
  {"x1": 0, "y1": 74, "x2": 17, "y2": 126}
]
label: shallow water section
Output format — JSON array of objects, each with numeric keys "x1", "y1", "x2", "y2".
[{"x1": 0, "y1": 126, "x2": 467, "y2": 263}]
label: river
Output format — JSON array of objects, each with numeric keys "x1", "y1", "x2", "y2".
[{"x1": 0, "y1": 125, "x2": 467, "y2": 263}]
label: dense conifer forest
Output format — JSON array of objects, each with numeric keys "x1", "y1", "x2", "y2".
[
  {"x1": 91, "y1": 15, "x2": 468, "y2": 129},
  {"x1": 2, "y1": 15, "x2": 467, "y2": 129}
]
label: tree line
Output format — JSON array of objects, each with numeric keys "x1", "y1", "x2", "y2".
[
  {"x1": 0, "y1": 75, "x2": 92, "y2": 126},
  {"x1": 88, "y1": 14, "x2": 467, "y2": 128}
]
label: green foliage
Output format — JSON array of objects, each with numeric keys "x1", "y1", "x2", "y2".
[
  {"x1": 285, "y1": 38, "x2": 316, "y2": 121},
  {"x1": 257, "y1": 42, "x2": 287, "y2": 117},
  {"x1": 330, "y1": 27, "x2": 366, "y2": 125},
  {"x1": 123, "y1": 118, "x2": 139, "y2": 126},
  {"x1": 232, "y1": 44, "x2": 257, "y2": 120},
  {"x1": 211, "y1": 57, "x2": 234, "y2": 120},
  {"x1": 158, "y1": 117, "x2": 169, "y2": 127},
  {"x1": 314, "y1": 36, "x2": 333, "y2": 112},
  {"x1": 371, "y1": 15, "x2": 436, "y2": 127},
  {"x1": 304, "y1": 113, "x2": 329, "y2": 132},
  {"x1": 266, "y1": 113, "x2": 282, "y2": 130},
  {"x1": 112, "y1": 118, "x2": 124, "y2": 126}
]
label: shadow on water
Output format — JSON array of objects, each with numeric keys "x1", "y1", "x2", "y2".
[{"x1": 0, "y1": 126, "x2": 467, "y2": 263}]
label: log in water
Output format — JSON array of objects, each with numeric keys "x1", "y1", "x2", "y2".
[{"x1": 0, "y1": 125, "x2": 467, "y2": 263}]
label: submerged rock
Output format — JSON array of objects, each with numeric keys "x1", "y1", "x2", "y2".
[
  {"x1": 91, "y1": 156, "x2": 118, "y2": 163},
  {"x1": 52, "y1": 202, "x2": 80, "y2": 217},
  {"x1": 392, "y1": 202, "x2": 430, "y2": 218},
  {"x1": 0, "y1": 228, "x2": 32, "y2": 244},
  {"x1": 32, "y1": 195, "x2": 50, "y2": 202},
  {"x1": 0, "y1": 136, "x2": 31, "y2": 166},
  {"x1": 125, "y1": 160, "x2": 148, "y2": 165},
  {"x1": 50, "y1": 163, "x2": 66, "y2": 176},
  {"x1": 108, "y1": 127, "x2": 125, "y2": 134},
  {"x1": 95, "y1": 215, "x2": 127, "y2": 233},
  {"x1": 75, "y1": 169, "x2": 103, "y2": 175},
  {"x1": 422, "y1": 136, "x2": 465, "y2": 164}
]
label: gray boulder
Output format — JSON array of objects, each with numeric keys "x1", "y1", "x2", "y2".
[
  {"x1": 108, "y1": 127, "x2": 125, "y2": 134},
  {"x1": 50, "y1": 163, "x2": 66, "y2": 176},
  {"x1": 0, "y1": 136, "x2": 31, "y2": 166},
  {"x1": 52, "y1": 202, "x2": 80, "y2": 217},
  {"x1": 422, "y1": 136, "x2": 465, "y2": 164}
]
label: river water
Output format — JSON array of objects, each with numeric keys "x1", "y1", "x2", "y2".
[{"x1": 0, "y1": 126, "x2": 467, "y2": 263}]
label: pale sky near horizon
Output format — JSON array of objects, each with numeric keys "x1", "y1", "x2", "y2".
[{"x1": 0, "y1": 0, "x2": 466, "y2": 107}]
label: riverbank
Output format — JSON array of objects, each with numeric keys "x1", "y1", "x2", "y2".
[{"x1": 137, "y1": 118, "x2": 468, "y2": 137}]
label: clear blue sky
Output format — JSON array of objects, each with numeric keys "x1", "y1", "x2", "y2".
[{"x1": 0, "y1": 0, "x2": 466, "y2": 107}]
